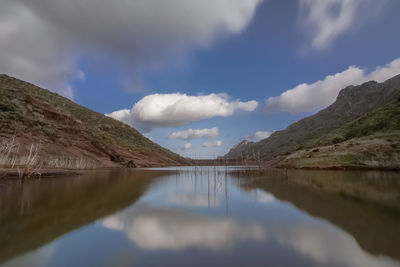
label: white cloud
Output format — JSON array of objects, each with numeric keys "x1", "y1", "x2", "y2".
[
  {"x1": 246, "y1": 131, "x2": 272, "y2": 141},
  {"x1": 179, "y1": 143, "x2": 192, "y2": 151},
  {"x1": 107, "y1": 93, "x2": 258, "y2": 132},
  {"x1": 169, "y1": 127, "x2": 219, "y2": 140},
  {"x1": 0, "y1": 3, "x2": 83, "y2": 98},
  {"x1": 369, "y1": 58, "x2": 400, "y2": 82},
  {"x1": 0, "y1": 0, "x2": 261, "y2": 97},
  {"x1": 265, "y1": 58, "x2": 400, "y2": 113},
  {"x1": 103, "y1": 207, "x2": 265, "y2": 251},
  {"x1": 202, "y1": 141, "x2": 222, "y2": 148},
  {"x1": 298, "y1": 0, "x2": 388, "y2": 49},
  {"x1": 106, "y1": 109, "x2": 131, "y2": 124}
]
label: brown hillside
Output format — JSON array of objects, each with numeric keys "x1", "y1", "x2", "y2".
[{"x1": 0, "y1": 74, "x2": 189, "y2": 168}]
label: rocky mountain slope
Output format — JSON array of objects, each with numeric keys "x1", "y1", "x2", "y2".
[
  {"x1": 224, "y1": 74, "x2": 400, "y2": 170},
  {"x1": 224, "y1": 140, "x2": 253, "y2": 160},
  {"x1": 0, "y1": 74, "x2": 188, "y2": 168}
]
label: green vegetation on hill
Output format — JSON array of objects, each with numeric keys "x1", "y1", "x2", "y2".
[
  {"x1": 223, "y1": 74, "x2": 400, "y2": 170},
  {"x1": 323, "y1": 100, "x2": 400, "y2": 145},
  {"x1": 0, "y1": 74, "x2": 188, "y2": 169},
  {"x1": 277, "y1": 100, "x2": 400, "y2": 170}
]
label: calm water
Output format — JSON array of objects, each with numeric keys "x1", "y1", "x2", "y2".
[{"x1": 1, "y1": 167, "x2": 400, "y2": 267}]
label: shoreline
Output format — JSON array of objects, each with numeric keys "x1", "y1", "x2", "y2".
[
  {"x1": 1, "y1": 163, "x2": 399, "y2": 180},
  {"x1": 275, "y1": 165, "x2": 400, "y2": 172},
  {"x1": 0, "y1": 168, "x2": 83, "y2": 179}
]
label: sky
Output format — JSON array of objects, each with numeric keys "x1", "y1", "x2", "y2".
[{"x1": 1, "y1": 0, "x2": 400, "y2": 158}]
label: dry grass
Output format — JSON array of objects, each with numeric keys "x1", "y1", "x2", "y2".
[
  {"x1": 0, "y1": 136, "x2": 98, "y2": 179},
  {"x1": 17, "y1": 143, "x2": 42, "y2": 178},
  {"x1": 0, "y1": 136, "x2": 19, "y2": 167},
  {"x1": 0, "y1": 137, "x2": 41, "y2": 178},
  {"x1": 46, "y1": 157, "x2": 98, "y2": 169}
]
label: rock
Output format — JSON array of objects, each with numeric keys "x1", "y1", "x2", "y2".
[
  {"x1": 125, "y1": 160, "x2": 136, "y2": 168},
  {"x1": 110, "y1": 154, "x2": 124, "y2": 163}
]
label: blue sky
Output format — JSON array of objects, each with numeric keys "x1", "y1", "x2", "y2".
[{"x1": 1, "y1": 0, "x2": 400, "y2": 158}]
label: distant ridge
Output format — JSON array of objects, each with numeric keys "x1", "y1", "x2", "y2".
[{"x1": 223, "y1": 74, "x2": 400, "y2": 169}]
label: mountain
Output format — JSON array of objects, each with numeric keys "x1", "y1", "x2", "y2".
[
  {"x1": 225, "y1": 140, "x2": 253, "y2": 159},
  {"x1": 0, "y1": 74, "x2": 188, "y2": 169},
  {"x1": 223, "y1": 74, "x2": 400, "y2": 169}
]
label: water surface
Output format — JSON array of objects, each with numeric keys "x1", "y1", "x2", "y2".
[{"x1": 1, "y1": 167, "x2": 400, "y2": 267}]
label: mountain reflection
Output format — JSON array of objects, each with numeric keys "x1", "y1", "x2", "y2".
[
  {"x1": 0, "y1": 169, "x2": 163, "y2": 264},
  {"x1": 233, "y1": 169, "x2": 400, "y2": 261},
  {"x1": 1, "y1": 168, "x2": 400, "y2": 267}
]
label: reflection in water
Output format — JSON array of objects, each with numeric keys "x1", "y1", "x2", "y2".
[
  {"x1": 273, "y1": 223, "x2": 399, "y2": 267},
  {"x1": 252, "y1": 189, "x2": 276, "y2": 204},
  {"x1": 2, "y1": 243, "x2": 56, "y2": 267},
  {"x1": 0, "y1": 169, "x2": 163, "y2": 264},
  {"x1": 168, "y1": 194, "x2": 218, "y2": 207},
  {"x1": 0, "y1": 167, "x2": 400, "y2": 267},
  {"x1": 103, "y1": 206, "x2": 265, "y2": 250},
  {"x1": 233, "y1": 169, "x2": 400, "y2": 261}
]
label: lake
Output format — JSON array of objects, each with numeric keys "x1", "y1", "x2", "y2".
[{"x1": 1, "y1": 167, "x2": 400, "y2": 267}]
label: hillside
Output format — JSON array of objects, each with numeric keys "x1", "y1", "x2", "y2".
[
  {"x1": 223, "y1": 74, "x2": 400, "y2": 170},
  {"x1": 224, "y1": 140, "x2": 254, "y2": 160},
  {"x1": 0, "y1": 74, "x2": 188, "y2": 170},
  {"x1": 277, "y1": 100, "x2": 400, "y2": 169}
]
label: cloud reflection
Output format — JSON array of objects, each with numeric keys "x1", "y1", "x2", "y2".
[
  {"x1": 274, "y1": 223, "x2": 399, "y2": 267},
  {"x1": 253, "y1": 189, "x2": 275, "y2": 204},
  {"x1": 103, "y1": 206, "x2": 265, "y2": 251},
  {"x1": 3, "y1": 243, "x2": 56, "y2": 267},
  {"x1": 167, "y1": 194, "x2": 218, "y2": 207}
]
